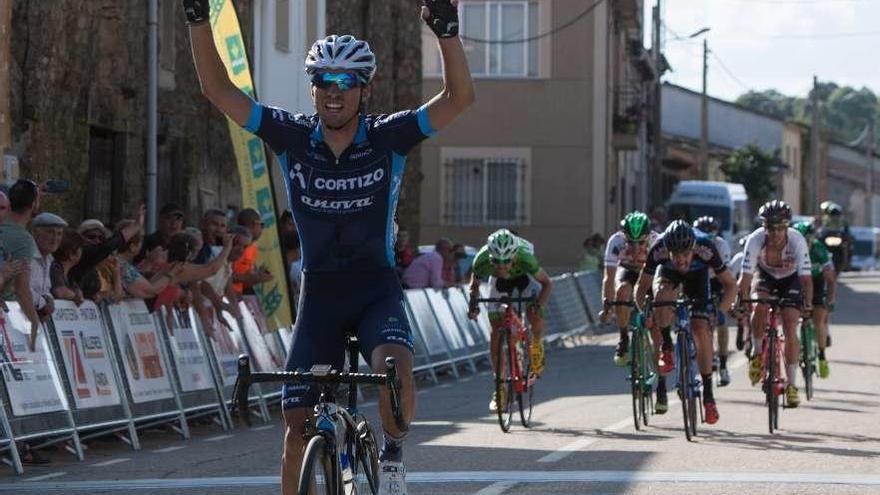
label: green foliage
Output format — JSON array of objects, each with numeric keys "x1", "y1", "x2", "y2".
[
  {"x1": 735, "y1": 83, "x2": 880, "y2": 149},
  {"x1": 720, "y1": 144, "x2": 783, "y2": 209}
]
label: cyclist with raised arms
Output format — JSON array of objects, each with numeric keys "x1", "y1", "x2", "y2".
[
  {"x1": 468, "y1": 229, "x2": 553, "y2": 411},
  {"x1": 182, "y1": 1, "x2": 473, "y2": 493},
  {"x1": 634, "y1": 220, "x2": 737, "y2": 424},
  {"x1": 794, "y1": 221, "x2": 836, "y2": 378},
  {"x1": 599, "y1": 211, "x2": 658, "y2": 366},
  {"x1": 693, "y1": 216, "x2": 733, "y2": 387},
  {"x1": 738, "y1": 200, "x2": 812, "y2": 408}
]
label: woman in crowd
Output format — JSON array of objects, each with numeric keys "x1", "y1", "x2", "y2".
[{"x1": 50, "y1": 229, "x2": 85, "y2": 304}]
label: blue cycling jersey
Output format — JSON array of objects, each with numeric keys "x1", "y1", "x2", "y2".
[{"x1": 244, "y1": 101, "x2": 435, "y2": 272}]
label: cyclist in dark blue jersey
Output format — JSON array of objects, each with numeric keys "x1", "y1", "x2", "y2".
[
  {"x1": 634, "y1": 221, "x2": 737, "y2": 425},
  {"x1": 183, "y1": 1, "x2": 473, "y2": 493}
]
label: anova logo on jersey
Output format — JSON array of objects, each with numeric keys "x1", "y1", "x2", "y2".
[{"x1": 300, "y1": 195, "x2": 374, "y2": 211}]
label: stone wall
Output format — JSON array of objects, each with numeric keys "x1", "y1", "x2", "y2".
[{"x1": 7, "y1": 0, "x2": 255, "y2": 226}]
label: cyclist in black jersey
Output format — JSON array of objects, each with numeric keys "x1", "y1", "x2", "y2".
[{"x1": 183, "y1": 1, "x2": 473, "y2": 494}]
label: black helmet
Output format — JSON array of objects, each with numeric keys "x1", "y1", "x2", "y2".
[
  {"x1": 663, "y1": 220, "x2": 696, "y2": 253},
  {"x1": 693, "y1": 216, "x2": 720, "y2": 235},
  {"x1": 758, "y1": 200, "x2": 792, "y2": 226}
]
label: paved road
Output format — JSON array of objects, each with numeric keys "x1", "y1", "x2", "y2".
[{"x1": 3, "y1": 273, "x2": 880, "y2": 494}]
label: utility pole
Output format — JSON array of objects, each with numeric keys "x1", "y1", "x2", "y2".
[
  {"x1": 700, "y1": 39, "x2": 709, "y2": 179},
  {"x1": 809, "y1": 76, "x2": 820, "y2": 215},
  {"x1": 867, "y1": 116, "x2": 876, "y2": 227},
  {"x1": 652, "y1": 1, "x2": 662, "y2": 207},
  {"x1": 146, "y1": 0, "x2": 158, "y2": 233}
]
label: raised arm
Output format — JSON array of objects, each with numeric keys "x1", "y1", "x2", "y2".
[
  {"x1": 183, "y1": 0, "x2": 252, "y2": 126},
  {"x1": 421, "y1": 0, "x2": 475, "y2": 131}
]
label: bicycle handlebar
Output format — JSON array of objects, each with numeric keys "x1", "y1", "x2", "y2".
[{"x1": 232, "y1": 355, "x2": 406, "y2": 431}]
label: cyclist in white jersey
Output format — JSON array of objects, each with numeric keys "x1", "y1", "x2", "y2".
[
  {"x1": 729, "y1": 238, "x2": 748, "y2": 352},
  {"x1": 738, "y1": 201, "x2": 812, "y2": 408},
  {"x1": 600, "y1": 212, "x2": 659, "y2": 366},
  {"x1": 694, "y1": 216, "x2": 732, "y2": 387}
]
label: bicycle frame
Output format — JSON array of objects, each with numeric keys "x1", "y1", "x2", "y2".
[
  {"x1": 673, "y1": 304, "x2": 702, "y2": 403},
  {"x1": 497, "y1": 305, "x2": 532, "y2": 394},
  {"x1": 761, "y1": 308, "x2": 786, "y2": 398}
]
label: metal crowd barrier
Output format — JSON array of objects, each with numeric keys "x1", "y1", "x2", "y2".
[{"x1": 0, "y1": 269, "x2": 605, "y2": 475}]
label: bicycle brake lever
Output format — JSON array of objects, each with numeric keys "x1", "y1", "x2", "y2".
[
  {"x1": 384, "y1": 357, "x2": 408, "y2": 433},
  {"x1": 233, "y1": 354, "x2": 252, "y2": 427}
]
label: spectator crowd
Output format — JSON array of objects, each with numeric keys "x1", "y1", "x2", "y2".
[{"x1": 0, "y1": 179, "x2": 304, "y2": 358}]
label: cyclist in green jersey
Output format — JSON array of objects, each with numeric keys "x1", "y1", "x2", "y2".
[
  {"x1": 794, "y1": 221, "x2": 836, "y2": 377},
  {"x1": 468, "y1": 229, "x2": 553, "y2": 411}
]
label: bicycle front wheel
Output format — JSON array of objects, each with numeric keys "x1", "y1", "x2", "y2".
[
  {"x1": 677, "y1": 337, "x2": 693, "y2": 442},
  {"x1": 298, "y1": 434, "x2": 338, "y2": 495},
  {"x1": 640, "y1": 332, "x2": 656, "y2": 428},
  {"x1": 494, "y1": 331, "x2": 515, "y2": 432},
  {"x1": 630, "y1": 329, "x2": 643, "y2": 431},
  {"x1": 517, "y1": 330, "x2": 534, "y2": 428},
  {"x1": 800, "y1": 322, "x2": 815, "y2": 401},
  {"x1": 767, "y1": 333, "x2": 779, "y2": 434}
]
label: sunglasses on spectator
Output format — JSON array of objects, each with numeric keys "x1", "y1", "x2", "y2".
[
  {"x1": 311, "y1": 72, "x2": 362, "y2": 92},
  {"x1": 83, "y1": 232, "x2": 106, "y2": 241}
]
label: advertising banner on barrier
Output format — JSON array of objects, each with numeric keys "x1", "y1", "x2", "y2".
[
  {"x1": 238, "y1": 299, "x2": 282, "y2": 371},
  {"x1": 163, "y1": 308, "x2": 214, "y2": 392},
  {"x1": 203, "y1": 305, "x2": 245, "y2": 387},
  {"x1": 108, "y1": 301, "x2": 173, "y2": 403},
  {"x1": 0, "y1": 303, "x2": 67, "y2": 416},
  {"x1": 52, "y1": 300, "x2": 121, "y2": 409}
]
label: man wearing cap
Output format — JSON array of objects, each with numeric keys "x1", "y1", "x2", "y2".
[
  {"x1": 231, "y1": 208, "x2": 274, "y2": 295},
  {"x1": 137, "y1": 203, "x2": 185, "y2": 263},
  {"x1": 30, "y1": 213, "x2": 67, "y2": 321},
  {"x1": 0, "y1": 180, "x2": 43, "y2": 349},
  {"x1": 70, "y1": 206, "x2": 144, "y2": 301}
]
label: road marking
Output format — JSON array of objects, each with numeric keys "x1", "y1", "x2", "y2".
[
  {"x1": 203, "y1": 434, "x2": 234, "y2": 442},
  {"x1": 152, "y1": 446, "x2": 186, "y2": 454},
  {"x1": 252, "y1": 425, "x2": 275, "y2": 431},
  {"x1": 24, "y1": 472, "x2": 66, "y2": 482},
  {"x1": 411, "y1": 420, "x2": 454, "y2": 426},
  {"x1": 473, "y1": 481, "x2": 517, "y2": 494},
  {"x1": 537, "y1": 417, "x2": 632, "y2": 463},
  {"x1": 4, "y1": 470, "x2": 880, "y2": 491},
  {"x1": 90, "y1": 458, "x2": 130, "y2": 467}
]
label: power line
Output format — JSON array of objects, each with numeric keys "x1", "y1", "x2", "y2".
[
  {"x1": 459, "y1": 0, "x2": 604, "y2": 44},
  {"x1": 719, "y1": 0, "x2": 876, "y2": 4},
  {"x1": 712, "y1": 29, "x2": 880, "y2": 41},
  {"x1": 709, "y1": 51, "x2": 750, "y2": 92}
]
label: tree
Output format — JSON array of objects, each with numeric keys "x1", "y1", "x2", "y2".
[
  {"x1": 720, "y1": 144, "x2": 784, "y2": 211},
  {"x1": 735, "y1": 89, "x2": 797, "y2": 121}
]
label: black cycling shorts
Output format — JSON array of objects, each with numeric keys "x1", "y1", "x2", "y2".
[
  {"x1": 812, "y1": 274, "x2": 826, "y2": 307},
  {"x1": 495, "y1": 273, "x2": 532, "y2": 294},
  {"x1": 654, "y1": 266, "x2": 712, "y2": 321},
  {"x1": 614, "y1": 266, "x2": 640, "y2": 288},
  {"x1": 282, "y1": 270, "x2": 413, "y2": 410},
  {"x1": 755, "y1": 269, "x2": 802, "y2": 308}
]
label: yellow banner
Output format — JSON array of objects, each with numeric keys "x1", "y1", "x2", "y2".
[{"x1": 210, "y1": 0, "x2": 292, "y2": 330}]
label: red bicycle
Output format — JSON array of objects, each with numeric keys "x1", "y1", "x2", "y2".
[
  {"x1": 472, "y1": 295, "x2": 537, "y2": 432},
  {"x1": 743, "y1": 297, "x2": 787, "y2": 433}
]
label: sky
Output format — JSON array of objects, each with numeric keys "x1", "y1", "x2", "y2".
[{"x1": 648, "y1": 0, "x2": 880, "y2": 102}]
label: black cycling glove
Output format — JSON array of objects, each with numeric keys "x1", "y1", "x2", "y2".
[
  {"x1": 182, "y1": 0, "x2": 210, "y2": 25},
  {"x1": 423, "y1": 0, "x2": 459, "y2": 38}
]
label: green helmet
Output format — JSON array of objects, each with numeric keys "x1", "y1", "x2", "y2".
[
  {"x1": 487, "y1": 228, "x2": 518, "y2": 261},
  {"x1": 794, "y1": 221, "x2": 814, "y2": 238},
  {"x1": 620, "y1": 211, "x2": 650, "y2": 241}
]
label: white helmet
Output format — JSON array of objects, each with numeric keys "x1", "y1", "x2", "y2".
[
  {"x1": 487, "y1": 229, "x2": 519, "y2": 261},
  {"x1": 305, "y1": 35, "x2": 377, "y2": 83}
]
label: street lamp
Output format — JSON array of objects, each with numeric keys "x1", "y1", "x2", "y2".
[{"x1": 688, "y1": 27, "x2": 711, "y2": 39}]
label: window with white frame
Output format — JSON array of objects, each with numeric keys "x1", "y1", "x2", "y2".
[
  {"x1": 443, "y1": 156, "x2": 529, "y2": 226},
  {"x1": 423, "y1": 1, "x2": 539, "y2": 78}
]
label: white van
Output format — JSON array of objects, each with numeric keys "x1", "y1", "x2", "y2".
[
  {"x1": 667, "y1": 181, "x2": 751, "y2": 247},
  {"x1": 849, "y1": 226, "x2": 880, "y2": 271}
]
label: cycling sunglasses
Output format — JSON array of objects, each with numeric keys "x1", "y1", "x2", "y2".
[
  {"x1": 311, "y1": 72, "x2": 362, "y2": 92},
  {"x1": 490, "y1": 257, "x2": 513, "y2": 266}
]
